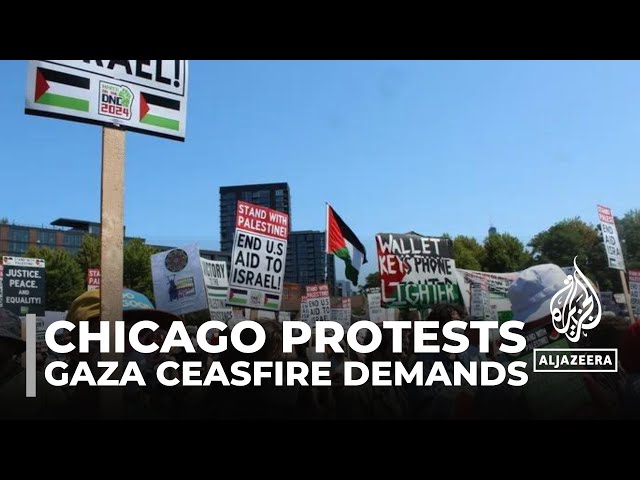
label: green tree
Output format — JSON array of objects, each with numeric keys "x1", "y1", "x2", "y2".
[
  {"x1": 483, "y1": 233, "x2": 532, "y2": 273},
  {"x1": 24, "y1": 246, "x2": 84, "y2": 311},
  {"x1": 123, "y1": 239, "x2": 159, "y2": 301},
  {"x1": 617, "y1": 209, "x2": 640, "y2": 270},
  {"x1": 76, "y1": 234, "x2": 101, "y2": 275},
  {"x1": 528, "y1": 217, "x2": 615, "y2": 290},
  {"x1": 452, "y1": 235, "x2": 485, "y2": 270},
  {"x1": 364, "y1": 272, "x2": 380, "y2": 290}
]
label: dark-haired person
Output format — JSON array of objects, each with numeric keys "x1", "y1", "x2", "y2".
[{"x1": 0, "y1": 309, "x2": 65, "y2": 419}]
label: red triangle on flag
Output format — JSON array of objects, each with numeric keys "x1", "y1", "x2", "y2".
[
  {"x1": 35, "y1": 68, "x2": 49, "y2": 102},
  {"x1": 139, "y1": 94, "x2": 150, "y2": 119}
]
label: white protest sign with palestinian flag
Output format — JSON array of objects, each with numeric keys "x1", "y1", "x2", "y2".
[
  {"x1": 326, "y1": 204, "x2": 367, "y2": 287},
  {"x1": 227, "y1": 201, "x2": 289, "y2": 311},
  {"x1": 26, "y1": 60, "x2": 188, "y2": 141}
]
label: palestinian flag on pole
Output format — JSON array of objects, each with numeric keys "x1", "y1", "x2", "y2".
[
  {"x1": 326, "y1": 204, "x2": 367, "y2": 286},
  {"x1": 140, "y1": 92, "x2": 181, "y2": 132},
  {"x1": 34, "y1": 67, "x2": 90, "y2": 112},
  {"x1": 228, "y1": 287, "x2": 248, "y2": 305}
]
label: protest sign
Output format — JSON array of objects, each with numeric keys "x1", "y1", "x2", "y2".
[
  {"x1": 366, "y1": 288, "x2": 394, "y2": 322},
  {"x1": 457, "y1": 269, "x2": 517, "y2": 323},
  {"x1": 201, "y1": 258, "x2": 233, "y2": 323},
  {"x1": 629, "y1": 270, "x2": 640, "y2": 317},
  {"x1": 1, "y1": 256, "x2": 46, "y2": 316},
  {"x1": 0, "y1": 265, "x2": 3, "y2": 308},
  {"x1": 257, "y1": 310, "x2": 277, "y2": 320},
  {"x1": 331, "y1": 297, "x2": 352, "y2": 328},
  {"x1": 300, "y1": 295, "x2": 310, "y2": 323},
  {"x1": 151, "y1": 244, "x2": 208, "y2": 316},
  {"x1": 87, "y1": 268, "x2": 101, "y2": 291},
  {"x1": 305, "y1": 284, "x2": 331, "y2": 327},
  {"x1": 597, "y1": 205, "x2": 625, "y2": 271},
  {"x1": 228, "y1": 201, "x2": 289, "y2": 311},
  {"x1": 376, "y1": 233, "x2": 462, "y2": 309},
  {"x1": 26, "y1": 60, "x2": 189, "y2": 141}
]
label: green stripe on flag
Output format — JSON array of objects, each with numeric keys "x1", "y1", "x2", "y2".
[
  {"x1": 265, "y1": 301, "x2": 279, "y2": 309},
  {"x1": 141, "y1": 114, "x2": 180, "y2": 131},
  {"x1": 228, "y1": 298, "x2": 247, "y2": 305},
  {"x1": 37, "y1": 93, "x2": 89, "y2": 112},
  {"x1": 333, "y1": 246, "x2": 359, "y2": 285}
]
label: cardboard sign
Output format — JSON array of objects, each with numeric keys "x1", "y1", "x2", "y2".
[
  {"x1": 151, "y1": 244, "x2": 208, "y2": 316},
  {"x1": 227, "y1": 201, "x2": 289, "y2": 311},
  {"x1": 1, "y1": 256, "x2": 46, "y2": 316}
]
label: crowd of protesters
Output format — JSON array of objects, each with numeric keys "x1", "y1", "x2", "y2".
[{"x1": 1, "y1": 263, "x2": 639, "y2": 420}]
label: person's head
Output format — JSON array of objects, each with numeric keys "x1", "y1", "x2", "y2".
[
  {"x1": 0, "y1": 308, "x2": 26, "y2": 363},
  {"x1": 65, "y1": 288, "x2": 182, "y2": 360}
]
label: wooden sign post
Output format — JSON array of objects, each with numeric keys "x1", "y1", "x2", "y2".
[
  {"x1": 100, "y1": 126, "x2": 125, "y2": 417},
  {"x1": 25, "y1": 60, "x2": 189, "y2": 419}
]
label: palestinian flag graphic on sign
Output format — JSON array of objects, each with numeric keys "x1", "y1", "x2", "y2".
[
  {"x1": 263, "y1": 293, "x2": 280, "y2": 310},
  {"x1": 326, "y1": 204, "x2": 367, "y2": 286},
  {"x1": 228, "y1": 287, "x2": 248, "y2": 305},
  {"x1": 34, "y1": 67, "x2": 90, "y2": 112},
  {"x1": 140, "y1": 91, "x2": 181, "y2": 132}
]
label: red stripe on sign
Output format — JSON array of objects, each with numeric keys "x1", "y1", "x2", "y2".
[{"x1": 235, "y1": 200, "x2": 289, "y2": 240}]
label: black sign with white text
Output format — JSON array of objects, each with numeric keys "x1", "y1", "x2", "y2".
[{"x1": 2, "y1": 265, "x2": 46, "y2": 316}]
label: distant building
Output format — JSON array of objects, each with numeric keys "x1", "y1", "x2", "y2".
[
  {"x1": 0, "y1": 218, "x2": 230, "y2": 269},
  {"x1": 0, "y1": 218, "x2": 136, "y2": 257},
  {"x1": 336, "y1": 280, "x2": 352, "y2": 297},
  {"x1": 488, "y1": 225, "x2": 497, "y2": 236},
  {"x1": 285, "y1": 230, "x2": 336, "y2": 294},
  {"x1": 219, "y1": 182, "x2": 290, "y2": 253}
]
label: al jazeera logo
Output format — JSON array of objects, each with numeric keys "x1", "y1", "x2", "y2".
[{"x1": 533, "y1": 257, "x2": 617, "y2": 373}]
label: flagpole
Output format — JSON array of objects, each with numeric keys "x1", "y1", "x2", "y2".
[{"x1": 325, "y1": 202, "x2": 330, "y2": 289}]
